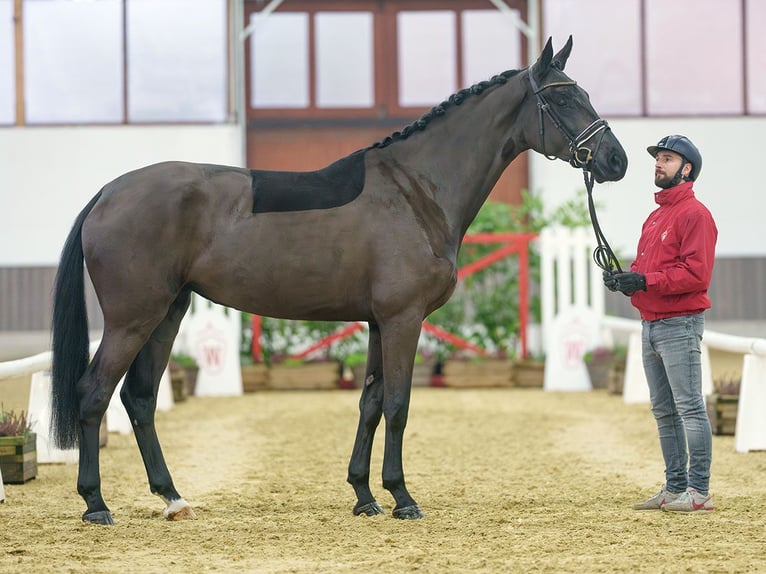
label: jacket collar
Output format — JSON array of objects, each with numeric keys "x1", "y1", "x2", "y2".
[{"x1": 654, "y1": 180, "x2": 695, "y2": 206}]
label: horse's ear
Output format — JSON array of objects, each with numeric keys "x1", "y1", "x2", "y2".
[
  {"x1": 533, "y1": 37, "x2": 554, "y2": 83},
  {"x1": 552, "y1": 35, "x2": 573, "y2": 71}
]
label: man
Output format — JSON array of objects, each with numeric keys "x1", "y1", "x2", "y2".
[{"x1": 604, "y1": 135, "x2": 718, "y2": 513}]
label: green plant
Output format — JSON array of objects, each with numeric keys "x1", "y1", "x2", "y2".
[
  {"x1": 170, "y1": 352, "x2": 197, "y2": 368},
  {"x1": 427, "y1": 191, "x2": 592, "y2": 359},
  {"x1": 0, "y1": 406, "x2": 32, "y2": 437}
]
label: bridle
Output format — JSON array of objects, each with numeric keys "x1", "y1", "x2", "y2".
[{"x1": 528, "y1": 65, "x2": 623, "y2": 273}]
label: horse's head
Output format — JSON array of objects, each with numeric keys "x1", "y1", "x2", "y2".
[{"x1": 524, "y1": 36, "x2": 627, "y2": 183}]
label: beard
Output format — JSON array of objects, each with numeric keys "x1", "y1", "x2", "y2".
[{"x1": 654, "y1": 172, "x2": 676, "y2": 189}]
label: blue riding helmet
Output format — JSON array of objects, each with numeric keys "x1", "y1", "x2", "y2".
[{"x1": 647, "y1": 135, "x2": 702, "y2": 181}]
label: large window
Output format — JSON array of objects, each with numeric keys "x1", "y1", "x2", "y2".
[
  {"x1": 247, "y1": 1, "x2": 526, "y2": 120},
  {"x1": 0, "y1": 0, "x2": 14, "y2": 125},
  {"x1": 127, "y1": 0, "x2": 228, "y2": 122},
  {"x1": 8, "y1": 0, "x2": 228, "y2": 125},
  {"x1": 24, "y1": 0, "x2": 124, "y2": 123},
  {"x1": 544, "y1": 0, "x2": 763, "y2": 116}
]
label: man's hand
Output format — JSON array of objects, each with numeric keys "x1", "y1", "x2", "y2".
[
  {"x1": 611, "y1": 272, "x2": 647, "y2": 294},
  {"x1": 603, "y1": 270, "x2": 619, "y2": 292}
]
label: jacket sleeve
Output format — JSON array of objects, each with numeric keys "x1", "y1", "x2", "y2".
[{"x1": 644, "y1": 211, "x2": 717, "y2": 294}]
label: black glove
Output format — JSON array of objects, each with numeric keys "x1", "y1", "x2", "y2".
[
  {"x1": 611, "y1": 272, "x2": 647, "y2": 293},
  {"x1": 602, "y1": 270, "x2": 619, "y2": 292}
]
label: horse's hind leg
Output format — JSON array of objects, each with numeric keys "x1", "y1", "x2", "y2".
[
  {"x1": 77, "y1": 331, "x2": 154, "y2": 525},
  {"x1": 348, "y1": 323, "x2": 386, "y2": 516},
  {"x1": 120, "y1": 290, "x2": 195, "y2": 520}
]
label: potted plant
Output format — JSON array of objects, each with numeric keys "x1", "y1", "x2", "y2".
[
  {"x1": 582, "y1": 346, "x2": 615, "y2": 390},
  {"x1": 257, "y1": 318, "x2": 345, "y2": 390},
  {"x1": 169, "y1": 352, "x2": 199, "y2": 400},
  {"x1": 0, "y1": 406, "x2": 36, "y2": 484}
]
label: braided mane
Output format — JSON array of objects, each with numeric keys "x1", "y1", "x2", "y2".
[{"x1": 370, "y1": 69, "x2": 522, "y2": 149}]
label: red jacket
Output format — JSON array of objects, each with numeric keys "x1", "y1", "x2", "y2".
[{"x1": 629, "y1": 181, "x2": 718, "y2": 321}]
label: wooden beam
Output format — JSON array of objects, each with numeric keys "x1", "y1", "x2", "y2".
[{"x1": 13, "y1": 0, "x2": 24, "y2": 125}]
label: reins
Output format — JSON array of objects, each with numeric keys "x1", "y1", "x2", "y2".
[{"x1": 529, "y1": 67, "x2": 622, "y2": 273}]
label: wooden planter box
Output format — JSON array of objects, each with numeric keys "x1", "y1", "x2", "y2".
[
  {"x1": 0, "y1": 433, "x2": 37, "y2": 484},
  {"x1": 442, "y1": 359, "x2": 513, "y2": 388},
  {"x1": 241, "y1": 363, "x2": 271, "y2": 392},
  {"x1": 269, "y1": 362, "x2": 340, "y2": 390},
  {"x1": 707, "y1": 393, "x2": 738, "y2": 435},
  {"x1": 170, "y1": 370, "x2": 189, "y2": 402},
  {"x1": 512, "y1": 359, "x2": 545, "y2": 388}
]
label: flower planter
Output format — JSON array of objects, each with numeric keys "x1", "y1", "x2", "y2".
[
  {"x1": 268, "y1": 361, "x2": 340, "y2": 390},
  {"x1": 585, "y1": 357, "x2": 613, "y2": 390},
  {"x1": 241, "y1": 363, "x2": 271, "y2": 392},
  {"x1": 441, "y1": 359, "x2": 513, "y2": 388},
  {"x1": 0, "y1": 433, "x2": 37, "y2": 484},
  {"x1": 512, "y1": 358, "x2": 545, "y2": 388}
]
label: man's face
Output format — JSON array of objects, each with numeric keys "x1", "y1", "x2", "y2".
[{"x1": 654, "y1": 150, "x2": 688, "y2": 189}]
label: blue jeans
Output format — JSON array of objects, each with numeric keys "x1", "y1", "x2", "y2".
[{"x1": 641, "y1": 313, "x2": 712, "y2": 494}]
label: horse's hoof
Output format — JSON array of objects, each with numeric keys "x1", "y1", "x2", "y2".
[
  {"x1": 353, "y1": 501, "x2": 385, "y2": 516},
  {"x1": 163, "y1": 498, "x2": 196, "y2": 521},
  {"x1": 392, "y1": 504, "x2": 424, "y2": 520},
  {"x1": 82, "y1": 510, "x2": 115, "y2": 525}
]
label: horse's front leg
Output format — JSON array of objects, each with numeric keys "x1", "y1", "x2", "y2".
[
  {"x1": 348, "y1": 323, "x2": 386, "y2": 516},
  {"x1": 380, "y1": 314, "x2": 425, "y2": 520}
]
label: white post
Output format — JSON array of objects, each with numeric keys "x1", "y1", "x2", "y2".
[
  {"x1": 735, "y1": 354, "x2": 766, "y2": 453},
  {"x1": 27, "y1": 371, "x2": 78, "y2": 463},
  {"x1": 541, "y1": 226, "x2": 605, "y2": 391}
]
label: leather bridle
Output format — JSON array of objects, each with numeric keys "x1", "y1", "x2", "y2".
[
  {"x1": 528, "y1": 66, "x2": 623, "y2": 273},
  {"x1": 528, "y1": 67, "x2": 610, "y2": 170}
]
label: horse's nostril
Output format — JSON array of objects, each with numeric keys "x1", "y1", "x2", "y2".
[{"x1": 609, "y1": 152, "x2": 627, "y2": 175}]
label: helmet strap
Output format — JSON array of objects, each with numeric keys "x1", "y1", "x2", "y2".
[{"x1": 671, "y1": 160, "x2": 690, "y2": 185}]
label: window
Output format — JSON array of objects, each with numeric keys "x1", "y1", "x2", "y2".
[
  {"x1": 645, "y1": 0, "x2": 742, "y2": 115},
  {"x1": 127, "y1": 0, "x2": 228, "y2": 122},
  {"x1": 24, "y1": 0, "x2": 123, "y2": 123},
  {"x1": 315, "y1": 12, "x2": 375, "y2": 108},
  {"x1": 250, "y1": 12, "x2": 310, "y2": 108},
  {"x1": 397, "y1": 11, "x2": 457, "y2": 107},
  {"x1": 246, "y1": 2, "x2": 528, "y2": 120},
  {"x1": 543, "y1": 0, "x2": 642, "y2": 116},
  {"x1": 0, "y1": 0, "x2": 13, "y2": 124},
  {"x1": 462, "y1": 10, "x2": 523, "y2": 87},
  {"x1": 545, "y1": 0, "x2": 753, "y2": 117},
  {"x1": 9, "y1": 0, "x2": 229, "y2": 125},
  {"x1": 746, "y1": 0, "x2": 766, "y2": 114}
]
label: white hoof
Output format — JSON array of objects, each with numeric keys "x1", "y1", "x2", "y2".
[{"x1": 163, "y1": 498, "x2": 196, "y2": 521}]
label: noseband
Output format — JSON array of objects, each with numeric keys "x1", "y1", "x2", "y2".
[
  {"x1": 528, "y1": 67, "x2": 609, "y2": 169},
  {"x1": 528, "y1": 66, "x2": 622, "y2": 273}
]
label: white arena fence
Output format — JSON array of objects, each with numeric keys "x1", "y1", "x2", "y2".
[
  {"x1": 1, "y1": 229, "x2": 763, "y2": 469},
  {"x1": 539, "y1": 226, "x2": 766, "y2": 454}
]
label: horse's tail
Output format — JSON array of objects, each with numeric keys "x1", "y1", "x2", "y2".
[{"x1": 50, "y1": 190, "x2": 103, "y2": 449}]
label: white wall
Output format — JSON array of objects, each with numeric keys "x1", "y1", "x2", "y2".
[
  {"x1": 0, "y1": 125, "x2": 241, "y2": 266},
  {"x1": 0, "y1": 117, "x2": 761, "y2": 266},
  {"x1": 530, "y1": 117, "x2": 765, "y2": 259}
]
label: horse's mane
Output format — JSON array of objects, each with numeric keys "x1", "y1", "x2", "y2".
[{"x1": 370, "y1": 68, "x2": 522, "y2": 150}]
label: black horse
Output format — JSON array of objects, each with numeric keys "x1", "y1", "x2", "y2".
[{"x1": 51, "y1": 37, "x2": 627, "y2": 524}]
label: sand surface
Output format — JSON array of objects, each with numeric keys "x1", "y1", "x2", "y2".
[{"x1": 2, "y1": 388, "x2": 765, "y2": 573}]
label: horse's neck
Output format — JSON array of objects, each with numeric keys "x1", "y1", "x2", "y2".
[{"x1": 386, "y1": 74, "x2": 530, "y2": 241}]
